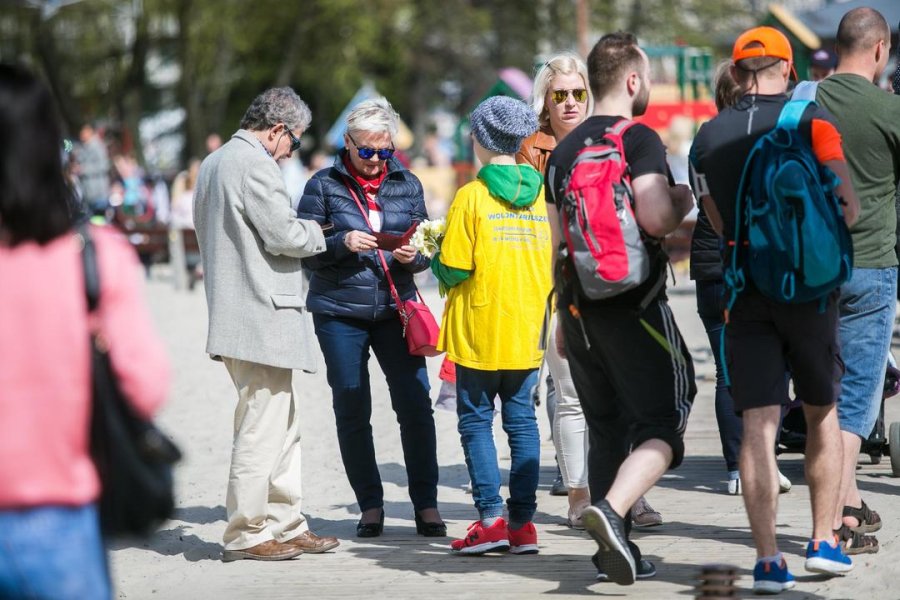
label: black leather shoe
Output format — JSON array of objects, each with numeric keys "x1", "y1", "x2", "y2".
[
  {"x1": 356, "y1": 509, "x2": 384, "y2": 538},
  {"x1": 415, "y1": 513, "x2": 447, "y2": 537}
]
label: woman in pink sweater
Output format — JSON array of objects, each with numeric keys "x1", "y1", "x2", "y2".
[{"x1": 0, "y1": 64, "x2": 170, "y2": 599}]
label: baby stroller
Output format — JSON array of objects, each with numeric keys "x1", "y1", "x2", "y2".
[{"x1": 777, "y1": 363, "x2": 900, "y2": 476}]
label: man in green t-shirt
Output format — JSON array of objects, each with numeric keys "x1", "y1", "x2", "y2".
[{"x1": 814, "y1": 7, "x2": 900, "y2": 555}]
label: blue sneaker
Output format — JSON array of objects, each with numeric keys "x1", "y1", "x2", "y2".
[
  {"x1": 805, "y1": 537, "x2": 853, "y2": 575},
  {"x1": 753, "y1": 558, "x2": 796, "y2": 595}
]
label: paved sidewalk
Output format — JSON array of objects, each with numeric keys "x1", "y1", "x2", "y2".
[{"x1": 110, "y1": 271, "x2": 900, "y2": 599}]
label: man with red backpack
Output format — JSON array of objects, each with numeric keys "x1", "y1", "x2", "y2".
[{"x1": 544, "y1": 32, "x2": 696, "y2": 585}]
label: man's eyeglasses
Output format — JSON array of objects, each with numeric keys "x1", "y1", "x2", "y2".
[
  {"x1": 551, "y1": 88, "x2": 588, "y2": 105},
  {"x1": 347, "y1": 132, "x2": 395, "y2": 161},
  {"x1": 283, "y1": 125, "x2": 302, "y2": 153}
]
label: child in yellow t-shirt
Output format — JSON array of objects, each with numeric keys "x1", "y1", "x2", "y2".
[{"x1": 432, "y1": 96, "x2": 551, "y2": 555}]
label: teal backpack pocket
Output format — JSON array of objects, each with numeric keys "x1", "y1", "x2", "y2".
[{"x1": 720, "y1": 97, "x2": 853, "y2": 385}]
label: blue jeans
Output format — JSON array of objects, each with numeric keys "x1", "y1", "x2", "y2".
[
  {"x1": 456, "y1": 366, "x2": 540, "y2": 523},
  {"x1": 838, "y1": 267, "x2": 898, "y2": 438},
  {"x1": 313, "y1": 314, "x2": 438, "y2": 512},
  {"x1": 696, "y1": 280, "x2": 743, "y2": 473},
  {"x1": 0, "y1": 504, "x2": 110, "y2": 600}
]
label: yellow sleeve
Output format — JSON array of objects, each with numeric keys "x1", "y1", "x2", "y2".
[{"x1": 439, "y1": 186, "x2": 477, "y2": 271}]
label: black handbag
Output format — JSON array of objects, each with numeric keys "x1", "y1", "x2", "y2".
[{"x1": 79, "y1": 224, "x2": 182, "y2": 537}]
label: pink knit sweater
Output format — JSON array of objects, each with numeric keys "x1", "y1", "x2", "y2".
[{"x1": 0, "y1": 226, "x2": 169, "y2": 508}]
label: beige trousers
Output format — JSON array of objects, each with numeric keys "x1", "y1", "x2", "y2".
[
  {"x1": 221, "y1": 357, "x2": 308, "y2": 550},
  {"x1": 546, "y1": 313, "x2": 590, "y2": 489}
]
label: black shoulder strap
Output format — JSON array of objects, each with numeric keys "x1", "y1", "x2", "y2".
[{"x1": 78, "y1": 223, "x2": 101, "y2": 313}]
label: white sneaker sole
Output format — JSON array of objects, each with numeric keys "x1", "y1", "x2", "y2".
[
  {"x1": 451, "y1": 540, "x2": 510, "y2": 555},
  {"x1": 509, "y1": 543, "x2": 539, "y2": 555},
  {"x1": 753, "y1": 579, "x2": 796, "y2": 594},
  {"x1": 778, "y1": 471, "x2": 792, "y2": 494},
  {"x1": 805, "y1": 557, "x2": 853, "y2": 575},
  {"x1": 597, "y1": 563, "x2": 656, "y2": 581},
  {"x1": 582, "y1": 506, "x2": 636, "y2": 585}
]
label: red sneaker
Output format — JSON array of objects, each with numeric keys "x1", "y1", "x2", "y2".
[
  {"x1": 450, "y1": 519, "x2": 510, "y2": 555},
  {"x1": 509, "y1": 522, "x2": 539, "y2": 555}
]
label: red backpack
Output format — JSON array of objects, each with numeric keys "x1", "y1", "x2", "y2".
[{"x1": 559, "y1": 119, "x2": 663, "y2": 306}]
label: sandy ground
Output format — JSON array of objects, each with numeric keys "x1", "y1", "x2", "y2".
[{"x1": 109, "y1": 267, "x2": 900, "y2": 599}]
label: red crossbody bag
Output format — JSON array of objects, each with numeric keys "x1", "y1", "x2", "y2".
[{"x1": 342, "y1": 177, "x2": 441, "y2": 357}]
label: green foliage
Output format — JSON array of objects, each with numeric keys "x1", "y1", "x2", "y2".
[
  {"x1": 586, "y1": 0, "x2": 752, "y2": 47},
  {"x1": 0, "y1": 0, "x2": 751, "y2": 167}
]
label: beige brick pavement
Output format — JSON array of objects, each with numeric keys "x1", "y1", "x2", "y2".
[{"x1": 110, "y1": 271, "x2": 900, "y2": 599}]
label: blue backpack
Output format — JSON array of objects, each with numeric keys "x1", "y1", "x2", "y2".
[{"x1": 723, "y1": 97, "x2": 853, "y2": 313}]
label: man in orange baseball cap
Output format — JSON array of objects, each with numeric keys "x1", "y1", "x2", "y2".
[
  {"x1": 732, "y1": 26, "x2": 798, "y2": 81},
  {"x1": 690, "y1": 23, "x2": 859, "y2": 595}
]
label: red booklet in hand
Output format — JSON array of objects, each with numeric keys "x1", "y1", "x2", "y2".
[{"x1": 373, "y1": 222, "x2": 418, "y2": 251}]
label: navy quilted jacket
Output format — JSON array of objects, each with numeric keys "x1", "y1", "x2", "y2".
[
  {"x1": 297, "y1": 153, "x2": 430, "y2": 320},
  {"x1": 689, "y1": 203, "x2": 723, "y2": 282}
]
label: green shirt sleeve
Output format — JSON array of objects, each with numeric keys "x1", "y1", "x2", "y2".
[{"x1": 431, "y1": 250, "x2": 471, "y2": 289}]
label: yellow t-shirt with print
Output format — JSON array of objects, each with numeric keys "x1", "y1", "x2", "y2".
[{"x1": 437, "y1": 178, "x2": 552, "y2": 371}]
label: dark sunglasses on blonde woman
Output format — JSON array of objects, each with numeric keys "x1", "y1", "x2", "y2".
[{"x1": 551, "y1": 88, "x2": 588, "y2": 104}]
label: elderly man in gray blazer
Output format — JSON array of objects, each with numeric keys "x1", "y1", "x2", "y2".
[{"x1": 194, "y1": 87, "x2": 339, "y2": 562}]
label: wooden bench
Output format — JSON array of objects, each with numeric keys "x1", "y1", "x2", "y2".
[{"x1": 114, "y1": 216, "x2": 200, "y2": 289}]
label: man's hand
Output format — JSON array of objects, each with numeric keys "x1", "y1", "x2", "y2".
[
  {"x1": 670, "y1": 183, "x2": 695, "y2": 214},
  {"x1": 632, "y1": 174, "x2": 694, "y2": 238},
  {"x1": 824, "y1": 159, "x2": 860, "y2": 227}
]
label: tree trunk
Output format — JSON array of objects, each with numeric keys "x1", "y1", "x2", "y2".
[
  {"x1": 274, "y1": 33, "x2": 302, "y2": 87},
  {"x1": 628, "y1": 0, "x2": 645, "y2": 37},
  {"x1": 32, "y1": 12, "x2": 82, "y2": 135},
  {"x1": 176, "y1": 0, "x2": 196, "y2": 165},
  {"x1": 198, "y1": 36, "x2": 236, "y2": 153},
  {"x1": 119, "y1": 3, "x2": 150, "y2": 166}
]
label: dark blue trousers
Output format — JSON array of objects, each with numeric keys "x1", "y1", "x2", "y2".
[{"x1": 314, "y1": 314, "x2": 438, "y2": 512}]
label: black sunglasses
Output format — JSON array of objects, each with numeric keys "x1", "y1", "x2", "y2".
[
  {"x1": 283, "y1": 125, "x2": 302, "y2": 153},
  {"x1": 347, "y1": 132, "x2": 395, "y2": 161}
]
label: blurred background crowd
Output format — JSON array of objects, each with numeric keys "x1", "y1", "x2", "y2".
[{"x1": 2, "y1": 0, "x2": 897, "y2": 276}]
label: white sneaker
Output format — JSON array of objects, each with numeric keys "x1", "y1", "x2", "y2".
[
  {"x1": 726, "y1": 473, "x2": 788, "y2": 495},
  {"x1": 778, "y1": 471, "x2": 792, "y2": 493}
]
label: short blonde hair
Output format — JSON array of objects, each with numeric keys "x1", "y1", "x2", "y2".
[
  {"x1": 532, "y1": 52, "x2": 594, "y2": 125},
  {"x1": 346, "y1": 97, "x2": 400, "y2": 138}
]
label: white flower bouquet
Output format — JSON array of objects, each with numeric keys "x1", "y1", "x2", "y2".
[{"x1": 410, "y1": 218, "x2": 446, "y2": 258}]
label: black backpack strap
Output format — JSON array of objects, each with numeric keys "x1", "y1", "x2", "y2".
[
  {"x1": 538, "y1": 289, "x2": 554, "y2": 352},
  {"x1": 636, "y1": 263, "x2": 668, "y2": 314},
  {"x1": 78, "y1": 223, "x2": 100, "y2": 314}
]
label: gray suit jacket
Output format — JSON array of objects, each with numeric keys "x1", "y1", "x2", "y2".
[{"x1": 193, "y1": 130, "x2": 326, "y2": 371}]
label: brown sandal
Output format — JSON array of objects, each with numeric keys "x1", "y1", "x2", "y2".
[
  {"x1": 834, "y1": 524, "x2": 879, "y2": 555},
  {"x1": 842, "y1": 500, "x2": 882, "y2": 534}
]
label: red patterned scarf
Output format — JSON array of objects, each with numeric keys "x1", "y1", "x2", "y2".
[{"x1": 343, "y1": 153, "x2": 387, "y2": 196}]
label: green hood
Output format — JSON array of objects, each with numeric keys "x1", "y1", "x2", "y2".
[{"x1": 477, "y1": 164, "x2": 542, "y2": 208}]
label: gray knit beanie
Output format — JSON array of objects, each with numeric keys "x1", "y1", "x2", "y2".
[{"x1": 470, "y1": 96, "x2": 539, "y2": 154}]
